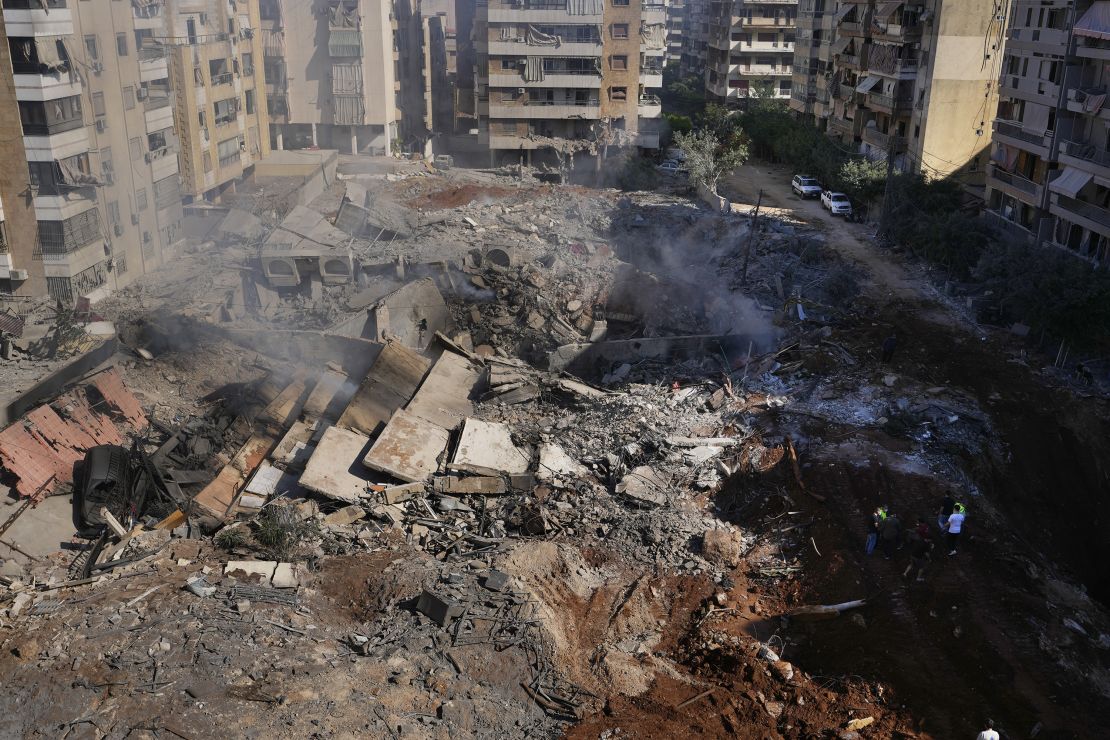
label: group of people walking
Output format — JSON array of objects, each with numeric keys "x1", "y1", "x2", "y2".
[{"x1": 864, "y1": 491, "x2": 968, "y2": 580}]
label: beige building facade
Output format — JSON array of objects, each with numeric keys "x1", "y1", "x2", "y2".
[
  {"x1": 4, "y1": 0, "x2": 184, "y2": 305},
  {"x1": 160, "y1": 0, "x2": 271, "y2": 202},
  {"x1": 791, "y1": 0, "x2": 1000, "y2": 185},
  {"x1": 474, "y1": 0, "x2": 666, "y2": 161},
  {"x1": 260, "y1": 0, "x2": 399, "y2": 154},
  {"x1": 706, "y1": 0, "x2": 797, "y2": 106}
]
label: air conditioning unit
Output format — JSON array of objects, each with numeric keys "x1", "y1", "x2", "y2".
[
  {"x1": 130, "y1": 213, "x2": 139, "y2": 225},
  {"x1": 517, "y1": 87, "x2": 526, "y2": 94},
  {"x1": 136, "y1": 87, "x2": 148, "y2": 100},
  {"x1": 91, "y1": 62, "x2": 104, "y2": 74},
  {"x1": 95, "y1": 118, "x2": 107, "y2": 133},
  {"x1": 143, "y1": 231, "x2": 151, "y2": 243},
  {"x1": 9, "y1": 269, "x2": 28, "y2": 281},
  {"x1": 113, "y1": 223, "x2": 124, "y2": 236}
]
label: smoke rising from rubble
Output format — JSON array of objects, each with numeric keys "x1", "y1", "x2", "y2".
[{"x1": 607, "y1": 200, "x2": 779, "y2": 354}]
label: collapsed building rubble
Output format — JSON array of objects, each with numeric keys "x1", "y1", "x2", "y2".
[{"x1": 1, "y1": 163, "x2": 1109, "y2": 738}]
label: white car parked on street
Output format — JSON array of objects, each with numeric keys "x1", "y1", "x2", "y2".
[
  {"x1": 820, "y1": 190, "x2": 853, "y2": 217},
  {"x1": 791, "y1": 174, "x2": 822, "y2": 198}
]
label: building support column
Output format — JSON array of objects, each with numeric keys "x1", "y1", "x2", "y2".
[
  {"x1": 276, "y1": 129, "x2": 284, "y2": 150},
  {"x1": 351, "y1": 128, "x2": 358, "y2": 155},
  {"x1": 311, "y1": 123, "x2": 318, "y2": 147}
]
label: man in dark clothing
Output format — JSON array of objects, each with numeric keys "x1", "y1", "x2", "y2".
[
  {"x1": 903, "y1": 518, "x2": 934, "y2": 581},
  {"x1": 937, "y1": 492, "x2": 956, "y2": 532},
  {"x1": 881, "y1": 334, "x2": 898, "y2": 363},
  {"x1": 879, "y1": 511, "x2": 901, "y2": 559},
  {"x1": 865, "y1": 506, "x2": 885, "y2": 555}
]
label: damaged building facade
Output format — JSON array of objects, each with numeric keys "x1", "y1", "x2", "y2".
[
  {"x1": 2, "y1": 0, "x2": 185, "y2": 305},
  {"x1": 985, "y1": 0, "x2": 1110, "y2": 264},
  {"x1": 472, "y1": 0, "x2": 667, "y2": 163},
  {"x1": 788, "y1": 0, "x2": 1000, "y2": 183}
]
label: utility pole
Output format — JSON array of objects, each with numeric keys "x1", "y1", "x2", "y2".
[
  {"x1": 878, "y1": 135, "x2": 900, "y2": 241},
  {"x1": 741, "y1": 188, "x2": 763, "y2": 285}
]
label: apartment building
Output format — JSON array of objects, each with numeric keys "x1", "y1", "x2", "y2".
[
  {"x1": 789, "y1": 0, "x2": 832, "y2": 118},
  {"x1": 157, "y1": 0, "x2": 271, "y2": 203},
  {"x1": 790, "y1": 1, "x2": 999, "y2": 186},
  {"x1": 4, "y1": 0, "x2": 185, "y2": 305},
  {"x1": 259, "y1": 0, "x2": 399, "y2": 154},
  {"x1": 474, "y1": 0, "x2": 666, "y2": 162},
  {"x1": 706, "y1": 0, "x2": 797, "y2": 106},
  {"x1": 985, "y1": 0, "x2": 1110, "y2": 264},
  {"x1": 666, "y1": 0, "x2": 685, "y2": 63},
  {"x1": 396, "y1": 0, "x2": 459, "y2": 148},
  {"x1": 679, "y1": 0, "x2": 709, "y2": 79}
]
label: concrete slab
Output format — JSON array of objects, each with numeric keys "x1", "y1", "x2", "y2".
[
  {"x1": 615, "y1": 466, "x2": 670, "y2": 507},
  {"x1": 536, "y1": 443, "x2": 587, "y2": 482},
  {"x1": 299, "y1": 426, "x2": 376, "y2": 502},
  {"x1": 362, "y1": 409, "x2": 450, "y2": 483},
  {"x1": 302, "y1": 367, "x2": 349, "y2": 420},
  {"x1": 0, "y1": 493, "x2": 76, "y2": 565},
  {"x1": 406, "y1": 351, "x2": 480, "y2": 430},
  {"x1": 368, "y1": 278, "x2": 453, "y2": 349},
  {"x1": 449, "y1": 418, "x2": 530, "y2": 475},
  {"x1": 337, "y1": 342, "x2": 431, "y2": 436}
]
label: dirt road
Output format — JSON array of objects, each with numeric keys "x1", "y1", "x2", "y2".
[{"x1": 720, "y1": 162, "x2": 939, "y2": 309}]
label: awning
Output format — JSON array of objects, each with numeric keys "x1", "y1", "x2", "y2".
[
  {"x1": 856, "y1": 75, "x2": 881, "y2": 94},
  {"x1": 1021, "y1": 103, "x2": 1051, "y2": 135},
  {"x1": 1075, "y1": 1, "x2": 1110, "y2": 40},
  {"x1": 835, "y1": 4, "x2": 855, "y2": 23},
  {"x1": 832, "y1": 36, "x2": 852, "y2": 55},
  {"x1": 1048, "y1": 166, "x2": 1094, "y2": 198},
  {"x1": 34, "y1": 37, "x2": 65, "y2": 70},
  {"x1": 875, "y1": 2, "x2": 903, "y2": 20}
]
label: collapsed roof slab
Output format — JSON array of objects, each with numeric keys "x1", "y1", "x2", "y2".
[
  {"x1": 362, "y1": 409, "x2": 450, "y2": 483},
  {"x1": 337, "y1": 341, "x2": 432, "y2": 437},
  {"x1": 367, "y1": 278, "x2": 454, "y2": 350},
  {"x1": 299, "y1": 426, "x2": 376, "y2": 503},
  {"x1": 449, "y1": 418, "x2": 531, "y2": 476},
  {"x1": 405, "y1": 350, "x2": 480, "y2": 430}
]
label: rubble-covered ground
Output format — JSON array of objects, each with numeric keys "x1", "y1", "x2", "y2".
[{"x1": 2, "y1": 159, "x2": 1109, "y2": 739}]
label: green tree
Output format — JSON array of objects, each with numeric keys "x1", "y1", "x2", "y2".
[
  {"x1": 674, "y1": 129, "x2": 749, "y2": 195},
  {"x1": 836, "y1": 157, "x2": 887, "y2": 204}
]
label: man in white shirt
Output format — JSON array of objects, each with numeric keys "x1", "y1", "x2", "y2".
[
  {"x1": 976, "y1": 718, "x2": 999, "y2": 740},
  {"x1": 946, "y1": 504, "x2": 966, "y2": 556}
]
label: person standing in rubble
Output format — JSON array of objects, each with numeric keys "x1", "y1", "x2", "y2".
[
  {"x1": 976, "y1": 718, "x2": 999, "y2": 740},
  {"x1": 903, "y1": 518, "x2": 934, "y2": 581},
  {"x1": 937, "y1": 490, "x2": 956, "y2": 533},
  {"x1": 946, "y1": 503, "x2": 966, "y2": 556},
  {"x1": 865, "y1": 505, "x2": 886, "y2": 555},
  {"x1": 881, "y1": 333, "x2": 898, "y2": 363},
  {"x1": 879, "y1": 510, "x2": 901, "y2": 560}
]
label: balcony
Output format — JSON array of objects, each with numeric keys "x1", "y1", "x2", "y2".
[
  {"x1": 210, "y1": 72, "x2": 234, "y2": 87},
  {"x1": 1065, "y1": 87, "x2": 1110, "y2": 120},
  {"x1": 870, "y1": 56, "x2": 919, "y2": 79},
  {"x1": 486, "y1": 40, "x2": 601, "y2": 56},
  {"x1": 838, "y1": 52, "x2": 865, "y2": 71},
  {"x1": 986, "y1": 164, "x2": 1043, "y2": 205},
  {"x1": 872, "y1": 23, "x2": 923, "y2": 44},
  {"x1": 828, "y1": 115, "x2": 861, "y2": 138},
  {"x1": 992, "y1": 119, "x2": 1053, "y2": 157},
  {"x1": 867, "y1": 91, "x2": 912, "y2": 113},
  {"x1": 145, "y1": 103, "x2": 174, "y2": 132},
  {"x1": 737, "y1": 16, "x2": 794, "y2": 27},
  {"x1": 488, "y1": 100, "x2": 601, "y2": 119},
  {"x1": 1077, "y1": 36, "x2": 1110, "y2": 61},
  {"x1": 487, "y1": 1, "x2": 602, "y2": 23},
  {"x1": 138, "y1": 52, "x2": 168, "y2": 83},
  {"x1": 861, "y1": 126, "x2": 906, "y2": 153},
  {"x1": 488, "y1": 72, "x2": 601, "y2": 89},
  {"x1": 640, "y1": 72, "x2": 664, "y2": 88},
  {"x1": 1051, "y1": 194, "x2": 1110, "y2": 236},
  {"x1": 2, "y1": 1, "x2": 71, "y2": 36},
  {"x1": 838, "y1": 21, "x2": 868, "y2": 37},
  {"x1": 999, "y1": 73, "x2": 1061, "y2": 106},
  {"x1": 132, "y1": 0, "x2": 164, "y2": 30},
  {"x1": 1058, "y1": 139, "x2": 1110, "y2": 178},
  {"x1": 142, "y1": 92, "x2": 171, "y2": 112},
  {"x1": 638, "y1": 94, "x2": 662, "y2": 117},
  {"x1": 22, "y1": 124, "x2": 90, "y2": 163},
  {"x1": 1009, "y1": 26, "x2": 1071, "y2": 56}
]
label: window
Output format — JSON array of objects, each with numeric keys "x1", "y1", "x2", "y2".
[
  {"x1": 198, "y1": 111, "x2": 206, "y2": 128},
  {"x1": 610, "y1": 55, "x2": 627, "y2": 70},
  {"x1": 129, "y1": 136, "x2": 143, "y2": 161},
  {"x1": 611, "y1": 24, "x2": 628, "y2": 40},
  {"x1": 242, "y1": 52, "x2": 253, "y2": 75},
  {"x1": 91, "y1": 92, "x2": 106, "y2": 117},
  {"x1": 116, "y1": 33, "x2": 128, "y2": 57},
  {"x1": 757, "y1": 33, "x2": 776, "y2": 44},
  {"x1": 756, "y1": 57, "x2": 774, "y2": 67},
  {"x1": 779, "y1": 80, "x2": 791, "y2": 92},
  {"x1": 610, "y1": 86, "x2": 627, "y2": 101},
  {"x1": 214, "y1": 98, "x2": 238, "y2": 126},
  {"x1": 100, "y1": 146, "x2": 113, "y2": 181},
  {"x1": 136, "y1": 188, "x2": 148, "y2": 211},
  {"x1": 217, "y1": 136, "x2": 241, "y2": 167},
  {"x1": 245, "y1": 89, "x2": 255, "y2": 115},
  {"x1": 84, "y1": 35, "x2": 99, "y2": 61},
  {"x1": 500, "y1": 59, "x2": 517, "y2": 70},
  {"x1": 107, "y1": 200, "x2": 121, "y2": 226},
  {"x1": 148, "y1": 130, "x2": 167, "y2": 152},
  {"x1": 612, "y1": 0, "x2": 629, "y2": 4},
  {"x1": 123, "y1": 86, "x2": 135, "y2": 110}
]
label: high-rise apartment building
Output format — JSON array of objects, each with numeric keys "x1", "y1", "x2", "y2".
[
  {"x1": 158, "y1": 0, "x2": 271, "y2": 202},
  {"x1": 259, "y1": 0, "x2": 399, "y2": 154},
  {"x1": 791, "y1": 1, "x2": 1000, "y2": 184},
  {"x1": 666, "y1": 0, "x2": 685, "y2": 63},
  {"x1": 396, "y1": 0, "x2": 460, "y2": 149},
  {"x1": 985, "y1": 0, "x2": 1110, "y2": 264},
  {"x1": 473, "y1": 0, "x2": 666, "y2": 162},
  {"x1": 706, "y1": 0, "x2": 797, "y2": 106},
  {"x1": 679, "y1": 0, "x2": 709, "y2": 79},
  {"x1": 3, "y1": 0, "x2": 184, "y2": 305}
]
